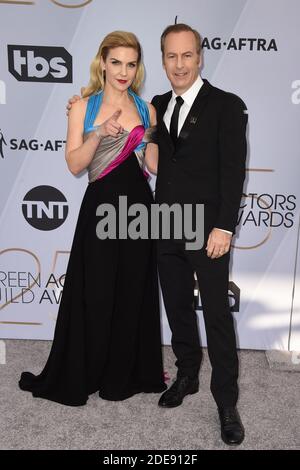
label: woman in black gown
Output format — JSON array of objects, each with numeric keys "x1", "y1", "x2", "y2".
[{"x1": 19, "y1": 31, "x2": 166, "y2": 406}]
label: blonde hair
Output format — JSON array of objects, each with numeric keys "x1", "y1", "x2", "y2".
[{"x1": 82, "y1": 31, "x2": 144, "y2": 98}]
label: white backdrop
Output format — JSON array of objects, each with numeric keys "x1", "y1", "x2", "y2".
[{"x1": 0, "y1": 0, "x2": 299, "y2": 350}]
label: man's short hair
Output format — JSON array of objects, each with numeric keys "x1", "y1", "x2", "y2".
[{"x1": 160, "y1": 23, "x2": 202, "y2": 56}]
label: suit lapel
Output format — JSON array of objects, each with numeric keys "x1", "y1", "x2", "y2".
[
  {"x1": 155, "y1": 80, "x2": 212, "y2": 152},
  {"x1": 156, "y1": 91, "x2": 174, "y2": 150},
  {"x1": 176, "y1": 79, "x2": 211, "y2": 149}
]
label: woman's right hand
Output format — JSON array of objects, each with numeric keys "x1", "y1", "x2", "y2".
[{"x1": 95, "y1": 109, "x2": 124, "y2": 139}]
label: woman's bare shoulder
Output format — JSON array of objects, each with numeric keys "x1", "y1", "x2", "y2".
[
  {"x1": 74, "y1": 96, "x2": 89, "y2": 108},
  {"x1": 68, "y1": 97, "x2": 88, "y2": 118}
]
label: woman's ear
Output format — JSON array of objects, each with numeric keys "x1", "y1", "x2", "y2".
[{"x1": 100, "y1": 56, "x2": 105, "y2": 71}]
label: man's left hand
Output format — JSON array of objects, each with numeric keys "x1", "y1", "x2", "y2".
[{"x1": 206, "y1": 228, "x2": 232, "y2": 258}]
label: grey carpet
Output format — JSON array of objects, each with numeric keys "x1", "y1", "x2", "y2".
[
  {"x1": 266, "y1": 350, "x2": 300, "y2": 372},
  {"x1": 0, "y1": 340, "x2": 299, "y2": 450}
]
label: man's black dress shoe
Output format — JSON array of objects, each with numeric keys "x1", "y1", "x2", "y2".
[
  {"x1": 158, "y1": 376, "x2": 199, "y2": 408},
  {"x1": 218, "y1": 406, "x2": 245, "y2": 445}
]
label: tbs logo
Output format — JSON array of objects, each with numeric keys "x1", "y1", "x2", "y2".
[{"x1": 7, "y1": 45, "x2": 72, "y2": 83}]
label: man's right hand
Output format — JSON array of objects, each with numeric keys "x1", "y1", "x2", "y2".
[
  {"x1": 66, "y1": 87, "x2": 85, "y2": 115},
  {"x1": 66, "y1": 94, "x2": 81, "y2": 115}
]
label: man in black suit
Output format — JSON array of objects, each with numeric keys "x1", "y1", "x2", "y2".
[{"x1": 153, "y1": 23, "x2": 247, "y2": 445}]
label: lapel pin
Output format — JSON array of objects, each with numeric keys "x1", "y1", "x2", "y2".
[{"x1": 190, "y1": 116, "x2": 197, "y2": 124}]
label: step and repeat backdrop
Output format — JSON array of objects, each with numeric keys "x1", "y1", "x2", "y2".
[{"x1": 0, "y1": 0, "x2": 299, "y2": 350}]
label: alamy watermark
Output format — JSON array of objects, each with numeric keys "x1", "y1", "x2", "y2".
[{"x1": 95, "y1": 196, "x2": 204, "y2": 251}]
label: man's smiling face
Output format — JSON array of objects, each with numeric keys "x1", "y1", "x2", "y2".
[{"x1": 162, "y1": 30, "x2": 201, "y2": 95}]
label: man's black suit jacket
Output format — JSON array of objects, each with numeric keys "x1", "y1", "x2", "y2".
[{"x1": 151, "y1": 79, "x2": 248, "y2": 234}]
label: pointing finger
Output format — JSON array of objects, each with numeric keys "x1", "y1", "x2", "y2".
[{"x1": 110, "y1": 108, "x2": 122, "y2": 121}]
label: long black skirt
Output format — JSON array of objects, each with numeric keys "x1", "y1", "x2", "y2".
[{"x1": 19, "y1": 154, "x2": 166, "y2": 406}]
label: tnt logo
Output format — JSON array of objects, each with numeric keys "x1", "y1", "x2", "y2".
[
  {"x1": 7, "y1": 45, "x2": 72, "y2": 83},
  {"x1": 22, "y1": 185, "x2": 69, "y2": 230},
  {"x1": 0, "y1": 80, "x2": 6, "y2": 104}
]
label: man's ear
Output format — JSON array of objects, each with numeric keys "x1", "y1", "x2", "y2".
[
  {"x1": 197, "y1": 53, "x2": 202, "y2": 69},
  {"x1": 162, "y1": 55, "x2": 166, "y2": 70}
]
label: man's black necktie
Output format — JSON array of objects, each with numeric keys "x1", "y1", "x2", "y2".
[{"x1": 170, "y1": 95, "x2": 184, "y2": 144}]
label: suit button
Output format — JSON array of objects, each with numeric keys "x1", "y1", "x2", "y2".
[
  {"x1": 172, "y1": 157, "x2": 177, "y2": 162},
  {"x1": 167, "y1": 181, "x2": 171, "y2": 185}
]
